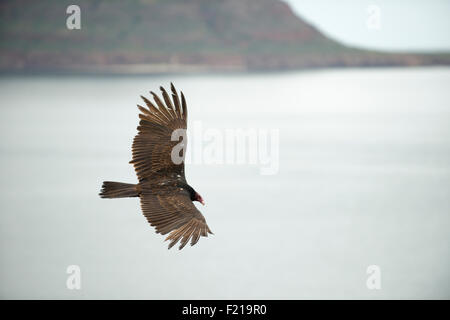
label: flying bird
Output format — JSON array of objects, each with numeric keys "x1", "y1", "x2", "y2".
[{"x1": 99, "y1": 83, "x2": 212, "y2": 250}]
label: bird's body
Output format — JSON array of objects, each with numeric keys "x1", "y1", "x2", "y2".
[{"x1": 99, "y1": 83, "x2": 212, "y2": 250}]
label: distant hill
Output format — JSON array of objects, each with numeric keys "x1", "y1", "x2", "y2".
[{"x1": 1, "y1": 0, "x2": 449, "y2": 73}]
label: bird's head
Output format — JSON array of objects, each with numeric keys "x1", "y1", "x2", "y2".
[{"x1": 194, "y1": 192, "x2": 205, "y2": 206}]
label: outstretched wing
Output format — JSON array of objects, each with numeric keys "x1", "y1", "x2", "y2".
[
  {"x1": 130, "y1": 83, "x2": 188, "y2": 181},
  {"x1": 140, "y1": 191, "x2": 213, "y2": 250}
]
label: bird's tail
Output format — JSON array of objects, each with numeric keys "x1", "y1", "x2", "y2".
[{"x1": 99, "y1": 181, "x2": 139, "y2": 198}]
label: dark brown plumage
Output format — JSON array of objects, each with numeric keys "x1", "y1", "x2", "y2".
[{"x1": 99, "y1": 83, "x2": 212, "y2": 250}]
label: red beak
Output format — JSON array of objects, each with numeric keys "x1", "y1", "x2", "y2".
[{"x1": 195, "y1": 192, "x2": 205, "y2": 206}]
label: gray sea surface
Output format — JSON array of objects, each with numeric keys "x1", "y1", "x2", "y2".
[{"x1": 0, "y1": 67, "x2": 449, "y2": 299}]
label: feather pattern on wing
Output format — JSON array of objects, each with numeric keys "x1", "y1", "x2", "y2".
[
  {"x1": 130, "y1": 83, "x2": 187, "y2": 181},
  {"x1": 126, "y1": 83, "x2": 212, "y2": 250},
  {"x1": 140, "y1": 191, "x2": 213, "y2": 250}
]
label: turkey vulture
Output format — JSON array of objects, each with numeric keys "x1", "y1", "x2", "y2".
[{"x1": 99, "y1": 83, "x2": 212, "y2": 250}]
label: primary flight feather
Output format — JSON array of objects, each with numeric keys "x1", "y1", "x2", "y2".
[{"x1": 99, "y1": 83, "x2": 212, "y2": 250}]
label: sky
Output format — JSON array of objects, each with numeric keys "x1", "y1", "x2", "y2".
[{"x1": 285, "y1": 0, "x2": 450, "y2": 52}]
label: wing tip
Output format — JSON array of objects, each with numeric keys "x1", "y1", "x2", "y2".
[{"x1": 162, "y1": 220, "x2": 213, "y2": 250}]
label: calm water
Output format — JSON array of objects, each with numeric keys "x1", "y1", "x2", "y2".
[{"x1": 0, "y1": 68, "x2": 449, "y2": 299}]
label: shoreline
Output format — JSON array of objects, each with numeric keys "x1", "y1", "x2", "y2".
[{"x1": 1, "y1": 63, "x2": 450, "y2": 77}]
